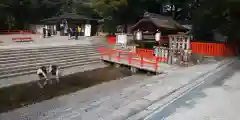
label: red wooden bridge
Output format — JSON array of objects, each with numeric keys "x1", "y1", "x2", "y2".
[{"x1": 98, "y1": 48, "x2": 172, "y2": 73}]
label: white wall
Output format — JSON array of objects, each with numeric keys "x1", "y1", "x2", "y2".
[{"x1": 84, "y1": 24, "x2": 91, "y2": 36}]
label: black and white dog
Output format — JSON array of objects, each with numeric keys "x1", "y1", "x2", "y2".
[
  {"x1": 48, "y1": 64, "x2": 60, "y2": 83},
  {"x1": 36, "y1": 65, "x2": 60, "y2": 88}
]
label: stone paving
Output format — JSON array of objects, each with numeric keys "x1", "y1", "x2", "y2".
[
  {"x1": 0, "y1": 34, "x2": 104, "y2": 49},
  {"x1": 0, "y1": 58, "x2": 233, "y2": 120},
  {"x1": 147, "y1": 59, "x2": 240, "y2": 120}
]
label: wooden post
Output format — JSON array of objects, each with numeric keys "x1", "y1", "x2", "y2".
[
  {"x1": 164, "y1": 49, "x2": 168, "y2": 63},
  {"x1": 128, "y1": 54, "x2": 132, "y2": 64},
  {"x1": 168, "y1": 36, "x2": 172, "y2": 64},
  {"x1": 140, "y1": 56, "x2": 143, "y2": 67},
  {"x1": 160, "y1": 47, "x2": 164, "y2": 62},
  {"x1": 131, "y1": 67, "x2": 137, "y2": 73},
  {"x1": 155, "y1": 57, "x2": 159, "y2": 72},
  {"x1": 109, "y1": 49, "x2": 113, "y2": 60},
  {"x1": 186, "y1": 36, "x2": 190, "y2": 50},
  {"x1": 117, "y1": 51, "x2": 120, "y2": 62}
]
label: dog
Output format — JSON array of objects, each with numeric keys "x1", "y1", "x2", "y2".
[
  {"x1": 36, "y1": 65, "x2": 60, "y2": 88},
  {"x1": 48, "y1": 64, "x2": 60, "y2": 83},
  {"x1": 36, "y1": 66, "x2": 49, "y2": 88}
]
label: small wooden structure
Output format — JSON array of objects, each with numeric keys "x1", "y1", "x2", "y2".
[
  {"x1": 131, "y1": 12, "x2": 189, "y2": 50},
  {"x1": 131, "y1": 12, "x2": 188, "y2": 41},
  {"x1": 132, "y1": 12, "x2": 187, "y2": 32},
  {"x1": 39, "y1": 12, "x2": 99, "y2": 36}
]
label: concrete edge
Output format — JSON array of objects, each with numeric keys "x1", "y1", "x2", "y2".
[
  {"x1": 0, "y1": 43, "x2": 100, "y2": 50},
  {"x1": 126, "y1": 58, "x2": 236, "y2": 120}
]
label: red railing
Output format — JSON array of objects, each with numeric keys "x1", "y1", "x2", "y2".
[
  {"x1": 98, "y1": 48, "x2": 160, "y2": 71},
  {"x1": 0, "y1": 30, "x2": 34, "y2": 34},
  {"x1": 136, "y1": 48, "x2": 154, "y2": 58},
  {"x1": 135, "y1": 43, "x2": 235, "y2": 57},
  {"x1": 191, "y1": 42, "x2": 235, "y2": 56}
]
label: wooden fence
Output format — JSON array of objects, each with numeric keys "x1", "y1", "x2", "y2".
[
  {"x1": 106, "y1": 35, "x2": 236, "y2": 57},
  {"x1": 191, "y1": 42, "x2": 235, "y2": 56}
]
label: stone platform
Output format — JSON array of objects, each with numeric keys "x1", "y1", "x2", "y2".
[{"x1": 0, "y1": 58, "x2": 234, "y2": 120}]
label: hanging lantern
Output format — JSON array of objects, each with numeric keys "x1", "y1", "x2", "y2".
[
  {"x1": 136, "y1": 29, "x2": 142, "y2": 40},
  {"x1": 155, "y1": 30, "x2": 161, "y2": 41}
]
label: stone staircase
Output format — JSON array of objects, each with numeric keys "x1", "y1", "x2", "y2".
[{"x1": 0, "y1": 44, "x2": 106, "y2": 79}]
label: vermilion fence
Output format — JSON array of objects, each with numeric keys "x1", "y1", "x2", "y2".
[
  {"x1": 190, "y1": 42, "x2": 235, "y2": 56},
  {"x1": 136, "y1": 48, "x2": 154, "y2": 58},
  {"x1": 0, "y1": 30, "x2": 34, "y2": 34},
  {"x1": 135, "y1": 43, "x2": 235, "y2": 57},
  {"x1": 106, "y1": 35, "x2": 236, "y2": 56}
]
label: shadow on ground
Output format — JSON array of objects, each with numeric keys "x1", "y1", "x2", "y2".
[
  {"x1": 211, "y1": 59, "x2": 240, "y2": 86},
  {"x1": 0, "y1": 66, "x2": 132, "y2": 113}
]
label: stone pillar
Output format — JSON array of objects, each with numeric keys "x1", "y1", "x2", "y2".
[
  {"x1": 115, "y1": 63, "x2": 121, "y2": 68},
  {"x1": 130, "y1": 67, "x2": 137, "y2": 73}
]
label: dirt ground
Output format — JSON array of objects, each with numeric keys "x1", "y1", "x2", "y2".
[{"x1": 0, "y1": 66, "x2": 132, "y2": 113}]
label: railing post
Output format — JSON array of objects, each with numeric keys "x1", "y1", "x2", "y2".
[
  {"x1": 155, "y1": 57, "x2": 159, "y2": 72},
  {"x1": 98, "y1": 48, "x2": 103, "y2": 59},
  {"x1": 117, "y1": 51, "x2": 120, "y2": 62},
  {"x1": 101, "y1": 51, "x2": 103, "y2": 59},
  {"x1": 128, "y1": 54, "x2": 132, "y2": 64},
  {"x1": 140, "y1": 56, "x2": 143, "y2": 67},
  {"x1": 109, "y1": 49, "x2": 112, "y2": 60}
]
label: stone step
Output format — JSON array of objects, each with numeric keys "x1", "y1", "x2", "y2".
[
  {"x1": 0, "y1": 60, "x2": 101, "y2": 79},
  {"x1": 0, "y1": 52, "x2": 99, "y2": 67},
  {"x1": 0, "y1": 43, "x2": 106, "y2": 52},
  {"x1": 0, "y1": 53, "x2": 99, "y2": 72},
  {"x1": 0, "y1": 44, "x2": 108, "y2": 79},
  {"x1": 0, "y1": 49, "x2": 98, "y2": 63},
  {"x1": 0, "y1": 57, "x2": 100, "y2": 76},
  {"x1": 0, "y1": 43, "x2": 94, "y2": 50},
  {"x1": 0, "y1": 45, "x2": 102, "y2": 58}
]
